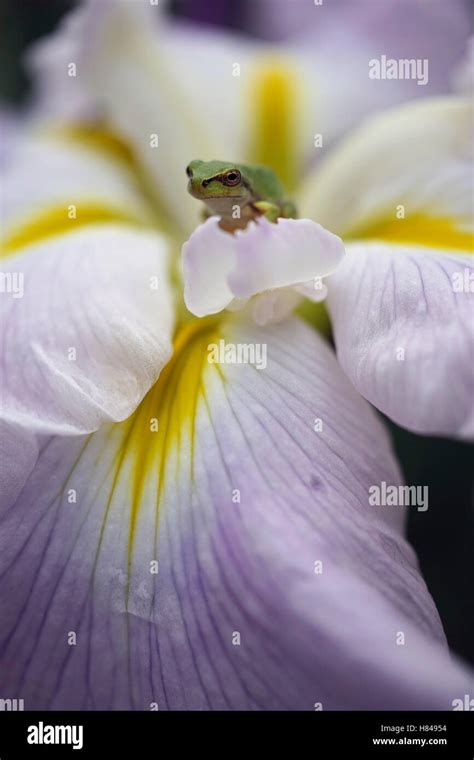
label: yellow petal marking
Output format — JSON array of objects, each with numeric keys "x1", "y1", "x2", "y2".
[
  {"x1": 123, "y1": 316, "x2": 221, "y2": 566},
  {"x1": 53, "y1": 123, "x2": 191, "y2": 238},
  {"x1": 1, "y1": 122, "x2": 181, "y2": 258},
  {"x1": 348, "y1": 214, "x2": 473, "y2": 253},
  {"x1": 247, "y1": 57, "x2": 302, "y2": 193},
  {"x1": 0, "y1": 204, "x2": 145, "y2": 257},
  {"x1": 49, "y1": 124, "x2": 136, "y2": 170}
]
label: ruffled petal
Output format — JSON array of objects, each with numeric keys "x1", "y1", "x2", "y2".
[
  {"x1": 1, "y1": 317, "x2": 471, "y2": 709},
  {"x1": 0, "y1": 225, "x2": 174, "y2": 435},
  {"x1": 183, "y1": 216, "x2": 344, "y2": 318},
  {"x1": 32, "y1": 0, "x2": 309, "y2": 227},
  {"x1": 72, "y1": 0, "x2": 232, "y2": 234},
  {"x1": 182, "y1": 218, "x2": 236, "y2": 317},
  {"x1": 299, "y1": 97, "x2": 472, "y2": 237},
  {"x1": 327, "y1": 243, "x2": 474, "y2": 438},
  {"x1": 299, "y1": 96, "x2": 473, "y2": 438}
]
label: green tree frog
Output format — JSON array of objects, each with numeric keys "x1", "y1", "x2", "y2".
[{"x1": 186, "y1": 159, "x2": 297, "y2": 232}]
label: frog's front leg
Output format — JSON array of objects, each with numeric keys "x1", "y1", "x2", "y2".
[
  {"x1": 280, "y1": 200, "x2": 298, "y2": 219},
  {"x1": 253, "y1": 200, "x2": 298, "y2": 223},
  {"x1": 252, "y1": 200, "x2": 281, "y2": 223}
]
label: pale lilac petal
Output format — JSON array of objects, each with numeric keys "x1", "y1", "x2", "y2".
[
  {"x1": 0, "y1": 107, "x2": 20, "y2": 171},
  {"x1": 328, "y1": 244, "x2": 474, "y2": 438},
  {"x1": 250, "y1": 289, "x2": 302, "y2": 326},
  {"x1": 452, "y1": 36, "x2": 474, "y2": 95},
  {"x1": 182, "y1": 217, "x2": 236, "y2": 317},
  {"x1": 183, "y1": 216, "x2": 344, "y2": 317},
  {"x1": 228, "y1": 217, "x2": 344, "y2": 297},
  {"x1": 294, "y1": 279, "x2": 328, "y2": 303},
  {"x1": 0, "y1": 225, "x2": 174, "y2": 435},
  {"x1": 1, "y1": 317, "x2": 471, "y2": 709},
  {"x1": 0, "y1": 421, "x2": 38, "y2": 514}
]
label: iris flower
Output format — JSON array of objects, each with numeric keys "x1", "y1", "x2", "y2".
[{"x1": 0, "y1": 0, "x2": 472, "y2": 710}]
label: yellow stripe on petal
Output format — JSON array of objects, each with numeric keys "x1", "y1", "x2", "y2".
[
  {"x1": 49, "y1": 124, "x2": 136, "y2": 171},
  {"x1": 247, "y1": 57, "x2": 302, "y2": 192},
  {"x1": 122, "y1": 317, "x2": 220, "y2": 565},
  {"x1": 54, "y1": 123, "x2": 181, "y2": 238},
  {"x1": 0, "y1": 204, "x2": 145, "y2": 257},
  {"x1": 349, "y1": 214, "x2": 473, "y2": 253}
]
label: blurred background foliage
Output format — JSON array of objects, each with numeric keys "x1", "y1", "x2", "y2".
[{"x1": 1, "y1": 0, "x2": 473, "y2": 666}]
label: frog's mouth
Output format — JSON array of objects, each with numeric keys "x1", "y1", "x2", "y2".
[
  {"x1": 187, "y1": 183, "x2": 244, "y2": 202},
  {"x1": 202, "y1": 197, "x2": 247, "y2": 217}
]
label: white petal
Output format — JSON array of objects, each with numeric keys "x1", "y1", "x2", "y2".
[
  {"x1": 250, "y1": 289, "x2": 302, "y2": 326},
  {"x1": 75, "y1": 0, "x2": 235, "y2": 233},
  {"x1": 183, "y1": 216, "x2": 344, "y2": 317},
  {"x1": 0, "y1": 225, "x2": 174, "y2": 435},
  {"x1": 1, "y1": 133, "x2": 152, "y2": 245},
  {"x1": 26, "y1": 0, "x2": 99, "y2": 122},
  {"x1": 294, "y1": 280, "x2": 328, "y2": 302},
  {"x1": 182, "y1": 217, "x2": 236, "y2": 317},
  {"x1": 327, "y1": 243, "x2": 474, "y2": 438},
  {"x1": 299, "y1": 97, "x2": 472, "y2": 236},
  {"x1": 38, "y1": 1, "x2": 314, "y2": 228}
]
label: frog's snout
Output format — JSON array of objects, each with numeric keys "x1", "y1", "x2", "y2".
[{"x1": 188, "y1": 176, "x2": 206, "y2": 198}]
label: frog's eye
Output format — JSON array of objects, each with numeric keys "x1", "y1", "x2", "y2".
[
  {"x1": 223, "y1": 170, "x2": 241, "y2": 187},
  {"x1": 186, "y1": 165, "x2": 193, "y2": 178}
]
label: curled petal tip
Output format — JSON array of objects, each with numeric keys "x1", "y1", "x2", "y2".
[{"x1": 182, "y1": 215, "x2": 345, "y2": 320}]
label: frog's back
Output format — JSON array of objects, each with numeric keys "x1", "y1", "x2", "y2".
[{"x1": 238, "y1": 163, "x2": 287, "y2": 203}]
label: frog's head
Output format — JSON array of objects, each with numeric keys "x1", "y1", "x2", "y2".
[{"x1": 186, "y1": 160, "x2": 251, "y2": 203}]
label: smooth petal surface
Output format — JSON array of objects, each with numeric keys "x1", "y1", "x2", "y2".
[
  {"x1": 0, "y1": 108, "x2": 19, "y2": 171},
  {"x1": 75, "y1": 0, "x2": 232, "y2": 234},
  {"x1": 1, "y1": 317, "x2": 472, "y2": 710},
  {"x1": 1, "y1": 132, "x2": 152, "y2": 246},
  {"x1": 26, "y1": 0, "x2": 99, "y2": 122},
  {"x1": 183, "y1": 216, "x2": 344, "y2": 317},
  {"x1": 327, "y1": 244, "x2": 474, "y2": 438},
  {"x1": 0, "y1": 225, "x2": 174, "y2": 435},
  {"x1": 452, "y1": 36, "x2": 474, "y2": 95},
  {"x1": 299, "y1": 98, "x2": 472, "y2": 236},
  {"x1": 182, "y1": 217, "x2": 236, "y2": 316}
]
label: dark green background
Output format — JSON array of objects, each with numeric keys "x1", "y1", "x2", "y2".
[{"x1": 1, "y1": 0, "x2": 473, "y2": 667}]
